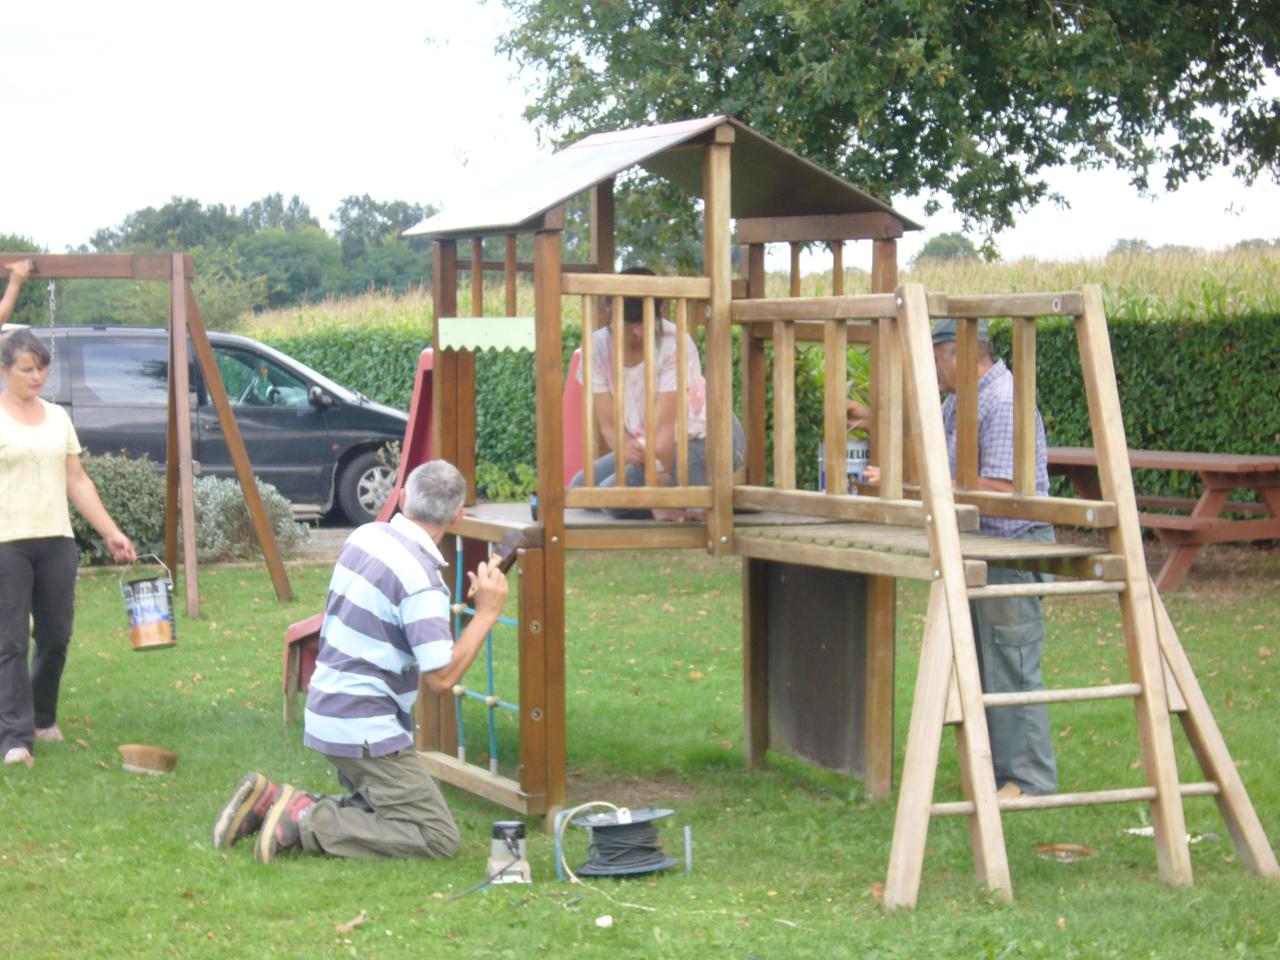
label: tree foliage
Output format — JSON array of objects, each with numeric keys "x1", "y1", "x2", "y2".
[
  {"x1": 241, "y1": 193, "x2": 319, "y2": 233},
  {"x1": 912, "y1": 231, "x2": 980, "y2": 265},
  {"x1": 498, "y1": 1, "x2": 1280, "y2": 241}
]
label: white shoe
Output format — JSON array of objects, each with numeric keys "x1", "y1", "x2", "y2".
[
  {"x1": 3, "y1": 747, "x2": 34, "y2": 767},
  {"x1": 35, "y1": 725, "x2": 64, "y2": 742}
]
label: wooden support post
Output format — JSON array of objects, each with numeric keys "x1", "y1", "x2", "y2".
[
  {"x1": 517, "y1": 546, "x2": 551, "y2": 811},
  {"x1": 184, "y1": 282, "x2": 292, "y2": 601},
  {"x1": 742, "y1": 557, "x2": 769, "y2": 766},
  {"x1": 703, "y1": 134, "x2": 735, "y2": 553},
  {"x1": 743, "y1": 244, "x2": 768, "y2": 485},
  {"x1": 865, "y1": 238, "x2": 899, "y2": 799},
  {"x1": 590, "y1": 178, "x2": 615, "y2": 274},
  {"x1": 675, "y1": 298, "x2": 690, "y2": 487},
  {"x1": 772, "y1": 318, "x2": 796, "y2": 489},
  {"x1": 532, "y1": 227, "x2": 567, "y2": 815},
  {"x1": 416, "y1": 532, "x2": 459, "y2": 756},
  {"x1": 823, "y1": 317, "x2": 848, "y2": 495},
  {"x1": 611, "y1": 295, "x2": 626, "y2": 485},
  {"x1": 168, "y1": 256, "x2": 200, "y2": 618},
  {"x1": 1150, "y1": 587, "x2": 1280, "y2": 876},
  {"x1": 884, "y1": 582, "x2": 953, "y2": 908},
  {"x1": 789, "y1": 242, "x2": 802, "y2": 297},
  {"x1": 895, "y1": 281, "x2": 1010, "y2": 902},
  {"x1": 955, "y1": 318, "x2": 980, "y2": 490},
  {"x1": 1075, "y1": 285, "x2": 1192, "y2": 886},
  {"x1": 431, "y1": 240, "x2": 459, "y2": 471},
  {"x1": 642, "y1": 297, "x2": 658, "y2": 486},
  {"x1": 1012, "y1": 318, "x2": 1038, "y2": 495},
  {"x1": 505, "y1": 235, "x2": 518, "y2": 316},
  {"x1": 831, "y1": 241, "x2": 844, "y2": 296}
]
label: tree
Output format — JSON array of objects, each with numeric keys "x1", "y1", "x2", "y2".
[
  {"x1": 236, "y1": 227, "x2": 344, "y2": 307},
  {"x1": 1108, "y1": 238, "x2": 1154, "y2": 257},
  {"x1": 330, "y1": 195, "x2": 434, "y2": 265},
  {"x1": 89, "y1": 196, "x2": 247, "y2": 252},
  {"x1": 242, "y1": 194, "x2": 319, "y2": 233},
  {"x1": 911, "y1": 232, "x2": 980, "y2": 265},
  {"x1": 498, "y1": 1, "x2": 1280, "y2": 245}
]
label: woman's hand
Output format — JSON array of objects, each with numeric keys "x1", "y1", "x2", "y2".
[
  {"x1": 621, "y1": 433, "x2": 647, "y2": 466},
  {"x1": 105, "y1": 531, "x2": 137, "y2": 565}
]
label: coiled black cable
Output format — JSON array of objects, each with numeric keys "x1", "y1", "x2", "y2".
[{"x1": 579, "y1": 819, "x2": 674, "y2": 876}]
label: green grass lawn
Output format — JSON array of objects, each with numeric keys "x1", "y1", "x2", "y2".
[{"x1": 2, "y1": 549, "x2": 1277, "y2": 959}]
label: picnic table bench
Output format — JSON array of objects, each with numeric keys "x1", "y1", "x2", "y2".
[{"x1": 1048, "y1": 446, "x2": 1280, "y2": 591}]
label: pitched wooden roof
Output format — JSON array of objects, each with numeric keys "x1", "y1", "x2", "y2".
[{"x1": 405, "y1": 115, "x2": 921, "y2": 239}]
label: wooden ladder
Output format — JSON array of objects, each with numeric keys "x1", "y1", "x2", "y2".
[{"x1": 882, "y1": 283, "x2": 1279, "y2": 909}]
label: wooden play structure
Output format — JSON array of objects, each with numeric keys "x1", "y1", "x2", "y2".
[
  {"x1": 382, "y1": 115, "x2": 1276, "y2": 905},
  {"x1": 0, "y1": 253, "x2": 292, "y2": 613}
]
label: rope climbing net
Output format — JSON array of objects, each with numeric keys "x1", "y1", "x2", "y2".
[{"x1": 449, "y1": 534, "x2": 519, "y2": 775}]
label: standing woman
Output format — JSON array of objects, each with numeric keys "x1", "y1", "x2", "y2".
[{"x1": 1, "y1": 300, "x2": 137, "y2": 768}]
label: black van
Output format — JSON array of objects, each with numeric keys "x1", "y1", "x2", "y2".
[{"x1": 26, "y1": 326, "x2": 409, "y2": 524}]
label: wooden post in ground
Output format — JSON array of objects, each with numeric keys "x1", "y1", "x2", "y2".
[
  {"x1": 703, "y1": 127, "x2": 735, "y2": 554},
  {"x1": 1074, "y1": 284, "x2": 1192, "y2": 886},
  {"x1": 184, "y1": 277, "x2": 292, "y2": 601},
  {"x1": 532, "y1": 222, "x2": 567, "y2": 816},
  {"x1": 864, "y1": 238, "x2": 899, "y2": 799},
  {"x1": 167, "y1": 256, "x2": 200, "y2": 618}
]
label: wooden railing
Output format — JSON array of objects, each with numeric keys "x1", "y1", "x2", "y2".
[{"x1": 561, "y1": 273, "x2": 714, "y2": 513}]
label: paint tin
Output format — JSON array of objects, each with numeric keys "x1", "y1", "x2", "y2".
[
  {"x1": 120, "y1": 556, "x2": 176, "y2": 652},
  {"x1": 817, "y1": 438, "x2": 871, "y2": 490}
]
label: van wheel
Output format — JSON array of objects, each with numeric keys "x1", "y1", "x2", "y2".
[{"x1": 337, "y1": 451, "x2": 395, "y2": 525}]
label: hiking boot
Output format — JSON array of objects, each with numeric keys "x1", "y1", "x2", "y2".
[
  {"x1": 34, "y1": 725, "x2": 64, "y2": 743},
  {"x1": 3, "y1": 747, "x2": 34, "y2": 768},
  {"x1": 254, "y1": 785, "x2": 315, "y2": 864},
  {"x1": 211, "y1": 772, "x2": 280, "y2": 848}
]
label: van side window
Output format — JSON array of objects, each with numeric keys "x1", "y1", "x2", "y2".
[
  {"x1": 79, "y1": 340, "x2": 169, "y2": 405},
  {"x1": 215, "y1": 347, "x2": 310, "y2": 408}
]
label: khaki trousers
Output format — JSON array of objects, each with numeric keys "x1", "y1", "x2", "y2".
[{"x1": 300, "y1": 746, "x2": 459, "y2": 859}]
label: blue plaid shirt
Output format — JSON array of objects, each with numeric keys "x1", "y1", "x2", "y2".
[{"x1": 941, "y1": 359, "x2": 1050, "y2": 539}]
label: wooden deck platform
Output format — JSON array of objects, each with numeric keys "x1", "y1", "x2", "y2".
[
  {"x1": 454, "y1": 503, "x2": 1124, "y2": 587},
  {"x1": 735, "y1": 522, "x2": 1125, "y2": 586}
]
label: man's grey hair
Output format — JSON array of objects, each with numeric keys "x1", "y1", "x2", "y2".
[{"x1": 402, "y1": 460, "x2": 466, "y2": 526}]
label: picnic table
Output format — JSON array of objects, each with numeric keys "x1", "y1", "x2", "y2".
[{"x1": 1047, "y1": 446, "x2": 1280, "y2": 591}]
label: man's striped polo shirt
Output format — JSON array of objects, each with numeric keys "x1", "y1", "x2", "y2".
[{"x1": 303, "y1": 513, "x2": 453, "y2": 758}]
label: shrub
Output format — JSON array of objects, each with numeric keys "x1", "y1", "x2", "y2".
[
  {"x1": 188, "y1": 475, "x2": 309, "y2": 563},
  {"x1": 71, "y1": 452, "x2": 308, "y2": 565},
  {"x1": 72, "y1": 452, "x2": 167, "y2": 566}
]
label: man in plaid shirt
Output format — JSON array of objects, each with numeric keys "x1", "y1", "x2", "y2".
[{"x1": 850, "y1": 319, "x2": 1057, "y2": 798}]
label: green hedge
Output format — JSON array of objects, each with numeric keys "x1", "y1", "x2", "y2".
[
  {"x1": 992, "y1": 311, "x2": 1280, "y2": 500},
  {"x1": 265, "y1": 311, "x2": 1280, "y2": 503}
]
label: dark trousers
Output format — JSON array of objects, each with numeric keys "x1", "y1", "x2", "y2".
[{"x1": 0, "y1": 537, "x2": 79, "y2": 754}]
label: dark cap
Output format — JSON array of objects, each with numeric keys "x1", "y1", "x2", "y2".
[{"x1": 931, "y1": 318, "x2": 989, "y2": 345}]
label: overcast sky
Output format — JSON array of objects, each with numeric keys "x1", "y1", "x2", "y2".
[{"x1": 7, "y1": 1, "x2": 1278, "y2": 272}]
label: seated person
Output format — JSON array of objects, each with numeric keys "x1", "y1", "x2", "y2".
[{"x1": 570, "y1": 267, "x2": 745, "y2": 520}]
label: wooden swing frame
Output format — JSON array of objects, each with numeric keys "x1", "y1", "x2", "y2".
[{"x1": 0, "y1": 252, "x2": 292, "y2": 614}]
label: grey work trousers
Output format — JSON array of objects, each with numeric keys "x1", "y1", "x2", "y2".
[
  {"x1": 970, "y1": 524, "x2": 1059, "y2": 795},
  {"x1": 0, "y1": 537, "x2": 78, "y2": 755},
  {"x1": 301, "y1": 746, "x2": 460, "y2": 859}
]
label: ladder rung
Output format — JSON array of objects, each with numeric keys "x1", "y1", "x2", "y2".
[
  {"x1": 983, "y1": 682, "x2": 1141, "y2": 708},
  {"x1": 967, "y1": 580, "x2": 1125, "y2": 600},
  {"x1": 932, "y1": 781, "x2": 1220, "y2": 817}
]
